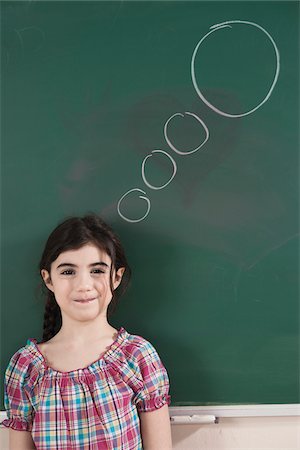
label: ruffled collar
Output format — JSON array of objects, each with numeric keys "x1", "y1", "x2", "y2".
[{"x1": 26, "y1": 326, "x2": 129, "y2": 376}]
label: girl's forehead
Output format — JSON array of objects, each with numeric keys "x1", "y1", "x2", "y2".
[{"x1": 54, "y1": 243, "x2": 112, "y2": 265}]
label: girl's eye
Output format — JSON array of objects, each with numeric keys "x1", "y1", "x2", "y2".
[
  {"x1": 61, "y1": 269, "x2": 75, "y2": 275},
  {"x1": 91, "y1": 269, "x2": 105, "y2": 274},
  {"x1": 59, "y1": 268, "x2": 106, "y2": 276}
]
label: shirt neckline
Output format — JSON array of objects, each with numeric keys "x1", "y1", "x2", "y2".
[{"x1": 26, "y1": 326, "x2": 128, "y2": 375}]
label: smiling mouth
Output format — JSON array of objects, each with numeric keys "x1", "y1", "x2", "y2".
[{"x1": 74, "y1": 298, "x2": 96, "y2": 303}]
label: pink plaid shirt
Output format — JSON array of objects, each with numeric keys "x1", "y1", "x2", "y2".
[{"x1": 1, "y1": 327, "x2": 171, "y2": 449}]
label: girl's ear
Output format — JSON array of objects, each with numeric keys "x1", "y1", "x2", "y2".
[
  {"x1": 113, "y1": 267, "x2": 125, "y2": 290},
  {"x1": 41, "y1": 269, "x2": 54, "y2": 292}
]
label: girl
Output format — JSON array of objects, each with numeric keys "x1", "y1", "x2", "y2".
[{"x1": 1, "y1": 214, "x2": 172, "y2": 450}]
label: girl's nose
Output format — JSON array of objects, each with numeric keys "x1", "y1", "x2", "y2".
[{"x1": 75, "y1": 272, "x2": 93, "y2": 291}]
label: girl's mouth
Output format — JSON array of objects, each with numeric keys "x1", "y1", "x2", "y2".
[{"x1": 74, "y1": 298, "x2": 96, "y2": 304}]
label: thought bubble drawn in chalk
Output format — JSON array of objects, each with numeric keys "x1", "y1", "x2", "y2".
[
  {"x1": 117, "y1": 188, "x2": 151, "y2": 223},
  {"x1": 141, "y1": 150, "x2": 177, "y2": 190},
  {"x1": 164, "y1": 112, "x2": 210, "y2": 155},
  {"x1": 191, "y1": 20, "x2": 280, "y2": 118}
]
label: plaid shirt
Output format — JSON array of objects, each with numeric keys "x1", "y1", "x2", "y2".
[{"x1": 1, "y1": 327, "x2": 171, "y2": 449}]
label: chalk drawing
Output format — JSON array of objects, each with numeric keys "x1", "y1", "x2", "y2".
[
  {"x1": 191, "y1": 20, "x2": 280, "y2": 118},
  {"x1": 117, "y1": 188, "x2": 151, "y2": 223},
  {"x1": 14, "y1": 26, "x2": 45, "y2": 54},
  {"x1": 141, "y1": 150, "x2": 177, "y2": 190},
  {"x1": 164, "y1": 112, "x2": 209, "y2": 155},
  {"x1": 117, "y1": 20, "x2": 280, "y2": 222}
]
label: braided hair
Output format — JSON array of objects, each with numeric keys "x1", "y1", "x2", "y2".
[{"x1": 39, "y1": 215, "x2": 131, "y2": 343}]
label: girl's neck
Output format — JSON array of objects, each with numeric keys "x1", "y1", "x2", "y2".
[{"x1": 51, "y1": 322, "x2": 117, "y2": 347}]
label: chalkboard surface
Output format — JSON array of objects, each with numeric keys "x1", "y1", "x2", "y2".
[{"x1": 1, "y1": 1, "x2": 299, "y2": 406}]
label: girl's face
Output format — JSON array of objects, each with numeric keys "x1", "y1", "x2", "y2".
[{"x1": 41, "y1": 243, "x2": 124, "y2": 321}]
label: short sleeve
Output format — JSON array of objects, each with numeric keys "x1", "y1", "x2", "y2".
[
  {"x1": 133, "y1": 339, "x2": 171, "y2": 412},
  {"x1": 1, "y1": 349, "x2": 35, "y2": 431}
]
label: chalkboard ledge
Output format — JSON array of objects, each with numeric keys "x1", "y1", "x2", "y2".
[{"x1": 169, "y1": 404, "x2": 300, "y2": 420}]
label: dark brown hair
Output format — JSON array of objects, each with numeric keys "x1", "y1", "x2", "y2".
[{"x1": 39, "y1": 214, "x2": 131, "y2": 342}]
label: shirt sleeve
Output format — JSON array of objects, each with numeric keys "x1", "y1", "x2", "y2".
[
  {"x1": 133, "y1": 339, "x2": 171, "y2": 413},
  {"x1": 1, "y1": 349, "x2": 35, "y2": 431}
]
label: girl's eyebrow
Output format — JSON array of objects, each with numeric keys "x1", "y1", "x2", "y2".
[{"x1": 56, "y1": 262, "x2": 109, "y2": 269}]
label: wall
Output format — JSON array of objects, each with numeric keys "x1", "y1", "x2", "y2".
[
  {"x1": 171, "y1": 417, "x2": 300, "y2": 450},
  {"x1": 1, "y1": 415, "x2": 299, "y2": 449}
]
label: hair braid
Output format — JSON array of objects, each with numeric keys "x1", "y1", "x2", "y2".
[{"x1": 41, "y1": 293, "x2": 62, "y2": 343}]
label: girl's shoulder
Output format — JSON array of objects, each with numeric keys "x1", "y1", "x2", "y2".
[
  {"x1": 123, "y1": 330, "x2": 156, "y2": 349},
  {"x1": 118, "y1": 329, "x2": 166, "y2": 367},
  {"x1": 4, "y1": 339, "x2": 46, "y2": 388}
]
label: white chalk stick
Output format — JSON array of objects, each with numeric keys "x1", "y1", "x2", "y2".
[{"x1": 170, "y1": 414, "x2": 216, "y2": 424}]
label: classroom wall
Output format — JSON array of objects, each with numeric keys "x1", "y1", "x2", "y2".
[
  {"x1": 171, "y1": 417, "x2": 300, "y2": 450},
  {"x1": 1, "y1": 415, "x2": 299, "y2": 449}
]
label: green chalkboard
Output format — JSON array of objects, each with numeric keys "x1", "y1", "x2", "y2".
[{"x1": 1, "y1": 1, "x2": 299, "y2": 407}]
